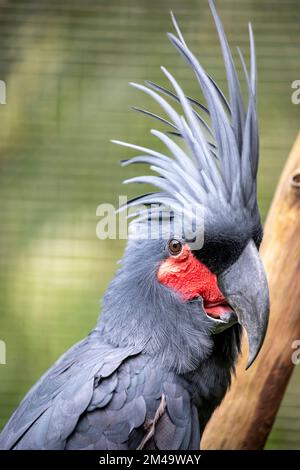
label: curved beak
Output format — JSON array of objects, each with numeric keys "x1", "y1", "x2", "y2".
[{"x1": 218, "y1": 240, "x2": 269, "y2": 369}]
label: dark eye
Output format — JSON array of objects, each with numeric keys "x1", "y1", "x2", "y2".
[{"x1": 168, "y1": 239, "x2": 182, "y2": 256}]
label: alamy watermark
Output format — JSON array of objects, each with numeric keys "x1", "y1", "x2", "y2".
[
  {"x1": 0, "y1": 80, "x2": 6, "y2": 104},
  {"x1": 0, "y1": 340, "x2": 6, "y2": 365},
  {"x1": 291, "y1": 80, "x2": 300, "y2": 104},
  {"x1": 291, "y1": 340, "x2": 300, "y2": 365},
  {"x1": 96, "y1": 196, "x2": 204, "y2": 250}
]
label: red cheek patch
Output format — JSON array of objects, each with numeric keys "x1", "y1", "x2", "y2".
[{"x1": 157, "y1": 244, "x2": 225, "y2": 304}]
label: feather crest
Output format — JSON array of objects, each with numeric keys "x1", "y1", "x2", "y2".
[{"x1": 112, "y1": 1, "x2": 260, "y2": 242}]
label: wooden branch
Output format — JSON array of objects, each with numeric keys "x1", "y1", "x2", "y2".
[{"x1": 202, "y1": 132, "x2": 300, "y2": 450}]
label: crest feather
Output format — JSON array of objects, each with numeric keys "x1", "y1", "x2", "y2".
[{"x1": 112, "y1": 0, "x2": 260, "y2": 234}]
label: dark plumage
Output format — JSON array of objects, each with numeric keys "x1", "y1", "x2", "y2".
[
  {"x1": 0, "y1": 314, "x2": 240, "y2": 450},
  {"x1": 0, "y1": 1, "x2": 269, "y2": 450}
]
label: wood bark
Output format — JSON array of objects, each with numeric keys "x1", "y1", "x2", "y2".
[{"x1": 202, "y1": 132, "x2": 300, "y2": 450}]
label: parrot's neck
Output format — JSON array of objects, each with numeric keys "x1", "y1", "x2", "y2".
[{"x1": 183, "y1": 324, "x2": 242, "y2": 433}]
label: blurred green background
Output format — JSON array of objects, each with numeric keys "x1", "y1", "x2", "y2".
[{"x1": 0, "y1": 0, "x2": 299, "y2": 449}]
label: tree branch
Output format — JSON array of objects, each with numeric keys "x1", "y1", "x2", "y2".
[{"x1": 202, "y1": 132, "x2": 300, "y2": 450}]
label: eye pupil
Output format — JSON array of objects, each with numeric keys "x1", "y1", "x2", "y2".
[{"x1": 168, "y1": 239, "x2": 182, "y2": 255}]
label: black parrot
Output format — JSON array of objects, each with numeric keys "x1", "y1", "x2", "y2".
[{"x1": 0, "y1": 1, "x2": 269, "y2": 450}]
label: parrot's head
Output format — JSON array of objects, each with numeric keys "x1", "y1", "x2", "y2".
[
  {"x1": 157, "y1": 230, "x2": 268, "y2": 370},
  {"x1": 103, "y1": 1, "x2": 269, "y2": 373}
]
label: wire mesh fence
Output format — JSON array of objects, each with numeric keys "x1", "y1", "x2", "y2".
[{"x1": 0, "y1": 0, "x2": 299, "y2": 449}]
